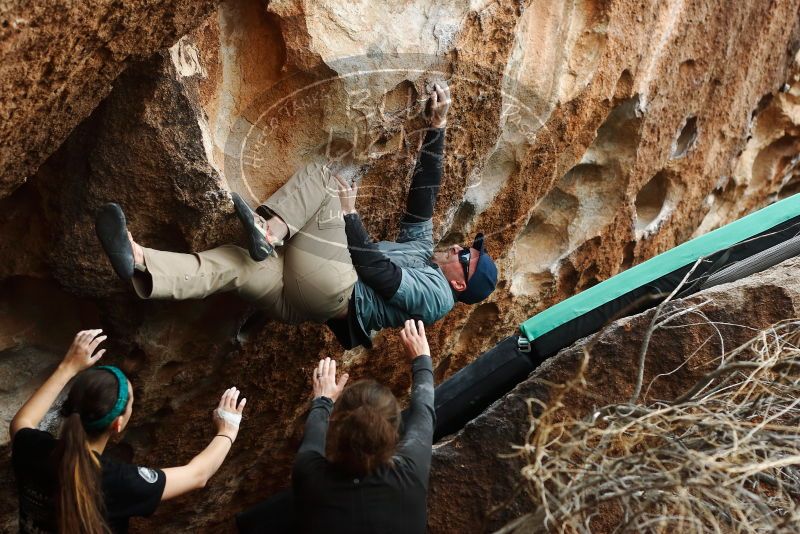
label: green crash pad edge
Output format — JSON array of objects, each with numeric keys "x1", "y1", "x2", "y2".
[{"x1": 519, "y1": 194, "x2": 800, "y2": 342}]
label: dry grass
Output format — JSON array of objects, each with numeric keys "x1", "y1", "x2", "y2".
[{"x1": 499, "y1": 316, "x2": 800, "y2": 533}]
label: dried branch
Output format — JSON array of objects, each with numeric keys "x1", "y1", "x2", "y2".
[{"x1": 502, "y1": 319, "x2": 800, "y2": 534}]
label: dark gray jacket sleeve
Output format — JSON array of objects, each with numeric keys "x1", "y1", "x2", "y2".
[
  {"x1": 395, "y1": 355, "x2": 436, "y2": 485},
  {"x1": 296, "y1": 396, "x2": 334, "y2": 456},
  {"x1": 344, "y1": 213, "x2": 402, "y2": 299},
  {"x1": 293, "y1": 396, "x2": 333, "y2": 490},
  {"x1": 403, "y1": 128, "x2": 445, "y2": 223},
  {"x1": 293, "y1": 396, "x2": 334, "y2": 488}
]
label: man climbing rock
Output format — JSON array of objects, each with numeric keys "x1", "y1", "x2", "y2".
[
  {"x1": 327, "y1": 83, "x2": 497, "y2": 348},
  {"x1": 95, "y1": 82, "x2": 497, "y2": 348}
]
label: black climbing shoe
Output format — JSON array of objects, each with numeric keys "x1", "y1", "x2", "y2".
[
  {"x1": 96, "y1": 203, "x2": 134, "y2": 281},
  {"x1": 232, "y1": 192, "x2": 274, "y2": 261}
]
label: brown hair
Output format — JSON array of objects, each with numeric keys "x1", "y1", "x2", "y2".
[
  {"x1": 55, "y1": 369, "x2": 121, "y2": 534},
  {"x1": 328, "y1": 380, "x2": 401, "y2": 476}
]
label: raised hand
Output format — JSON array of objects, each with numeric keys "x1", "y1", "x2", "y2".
[
  {"x1": 61, "y1": 329, "x2": 107, "y2": 374},
  {"x1": 312, "y1": 357, "x2": 349, "y2": 402},
  {"x1": 399, "y1": 319, "x2": 430, "y2": 360},
  {"x1": 429, "y1": 82, "x2": 451, "y2": 128},
  {"x1": 213, "y1": 387, "x2": 246, "y2": 442}
]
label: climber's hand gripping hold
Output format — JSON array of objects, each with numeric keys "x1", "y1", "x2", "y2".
[
  {"x1": 335, "y1": 175, "x2": 358, "y2": 216},
  {"x1": 428, "y1": 82, "x2": 451, "y2": 129}
]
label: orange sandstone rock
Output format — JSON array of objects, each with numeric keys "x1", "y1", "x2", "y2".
[{"x1": 0, "y1": 1, "x2": 800, "y2": 532}]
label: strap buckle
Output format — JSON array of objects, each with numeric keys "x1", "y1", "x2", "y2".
[{"x1": 517, "y1": 336, "x2": 531, "y2": 353}]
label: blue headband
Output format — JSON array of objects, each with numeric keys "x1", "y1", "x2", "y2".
[{"x1": 85, "y1": 366, "x2": 129, "y2": 431}]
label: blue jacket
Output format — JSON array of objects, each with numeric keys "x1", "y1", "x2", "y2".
[{"x1": 353, "y1": 218, "x2": 454, "y2": 339}]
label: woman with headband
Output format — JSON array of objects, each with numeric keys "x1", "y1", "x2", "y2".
[{"x1": 9, "y1": 329, "x2": 247, "y2": 534}]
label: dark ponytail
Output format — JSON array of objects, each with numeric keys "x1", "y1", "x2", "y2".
[
  {"x1": 328, "y1": 380, "x2": 401, "y2": 476},
  {"x1": 55, "y1": 369, "x2": 122, "y2": 534}
]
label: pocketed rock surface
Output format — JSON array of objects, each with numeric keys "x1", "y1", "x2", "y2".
[{"x1": 1, "y1": 0, "x2": 800, "y2": 532}]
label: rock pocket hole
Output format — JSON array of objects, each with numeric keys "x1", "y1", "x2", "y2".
[
  {"x1": 613, "y1": 69, "x2": 633, "y2": 99},
  {"x1": 381, "y1": 80, "x2": 417, "y2": 115},
  {"x1": 751, "y1": 93, "x2": 774, "y2": 122},
  {"x1": 511, "y1": 189, "x2": 579, "y2": 296},
  {"x1": 679, "y1": 59, "x2": 696, "y2": 77},
  {"x1": 671, "y1": 116, "x2": 698, "y2": 159},
  {"x1": 466, "y1": 145, "x2": 518, "y2": 213},
  {"x1": 752, "y1": 135, "x2": 800, "y2": 190},
  {"x1": 620, "y1": 241, "x2": 636, "y2": 270},
  {"x1": 635, "y1": 171, "x2": 670, "y2": 233}
]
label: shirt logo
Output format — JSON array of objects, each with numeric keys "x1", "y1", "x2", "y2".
[{"x1": 137, "y1": 466, "x2": 159, "y2": 484}]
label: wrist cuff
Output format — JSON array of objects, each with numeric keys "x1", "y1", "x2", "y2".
[
  {"x1": 312, "y1": 396, "x2": 335, "y2": 409},
  {"x1": 411, "y1": 354, "x2": 433, "y2": 373}
]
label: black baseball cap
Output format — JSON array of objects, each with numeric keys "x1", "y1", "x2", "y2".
[{"x1": 457, "y1": 233, "x2": 498, "y2": 304}]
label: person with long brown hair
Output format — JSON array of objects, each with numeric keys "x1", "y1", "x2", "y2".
[
  {"x1": 10, "y1": 329, "x2": 247, "y2": 534},
  {"x1": 292, "y1": 319, "x2": 435, "y2": 534}
]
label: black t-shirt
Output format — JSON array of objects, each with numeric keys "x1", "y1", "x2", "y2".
[{"x1": 11, "y1": 428, "x2": 166, "y2": 534}]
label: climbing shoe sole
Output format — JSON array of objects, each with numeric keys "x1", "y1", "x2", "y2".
[
  {"x1": 95, "y1": 203, "x2": 135, "y2": 281},
  {"x1": 231, "y1": 192, "x2": 274, "y2": 262}
]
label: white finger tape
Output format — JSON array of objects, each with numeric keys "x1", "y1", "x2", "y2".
[{"x1": 215, "y1": 408, "x2": 242, "y2": 428}]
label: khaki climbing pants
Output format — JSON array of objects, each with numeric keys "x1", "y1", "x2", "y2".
[{"x1": 132, "y1": 162, "x2": 357, "y2": 324}]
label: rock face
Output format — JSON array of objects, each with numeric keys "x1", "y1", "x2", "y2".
[
  {"x1": 0, "y1": 0, "x2": 221, "y2": 197},
  {"x1": 428, "y1": 256, "x2": 800, "y2": 533},
  {"x1": 1, "y1": 0, "x2": 800, "y2": 532}
]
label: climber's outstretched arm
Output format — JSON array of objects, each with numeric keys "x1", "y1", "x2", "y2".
[
  {"x1": 402, "y1": 82, "x2": 449, "y2": 225},
  {"x1": 332, "y1": 83, "x2": 451, "y2": 301},
  {"x1": 10, "y1": 330, "x2": 107, "y2": 439},
  {"x1": 161, "y1": 387, "x2": 246, "y2": 500}
]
